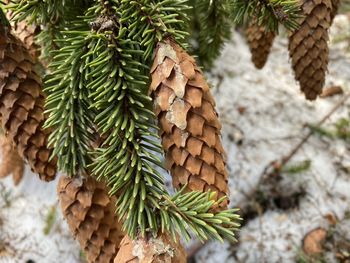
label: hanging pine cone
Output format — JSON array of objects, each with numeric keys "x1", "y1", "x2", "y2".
[
  {"x1": 288, "y1": 0, "x2": 332, "y2": 100},
  {"x1": 0, "y1": 27, "x2": 56, "y2": 181},
  {"x1": 58, "y1": 175, "x2": 125, "y2": 263},
  {"x1": 0, "y1": 134, "x2": 24, "y2": 185},
  {"x1": 245, "y1": 22, "x2": 276, "y2": 69},
  {"x1": 114, "y1": 234, "x2": 186, "y2": 263},
  {"x1": 150, "y1": 38, "x2": 229, "y2": 208}
]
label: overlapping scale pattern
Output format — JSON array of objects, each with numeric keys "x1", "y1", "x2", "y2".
[
  {"x1": 245, "y1": 22, "x2": 276, "y2": 69},
  {"x1": 288, "y1": 0, "x2": 332, "y2": 100},
  {"x1": 0, "y1": 28, "x2": 56, "y2": 181},
  {"x1": 58, "y1": 175, "x2": 125, "y2": 263},
  {"x1": 150, "y1": 39, "x2": 229, "y2": 208}
]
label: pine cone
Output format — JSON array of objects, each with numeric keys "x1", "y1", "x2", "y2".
[
  {"x1": 0, "y1": 134, "x2": 24, "y2": 185},
  {"x1": 5, "y1": 6, "x2": 39, "y2": 58},
  {"x1": 0, "y1": 29, "x2": 56, "y2": 181},
  {"x1": 58, "y1": 175, "x2": 125, "y2": 263},
  {"x1": 288, "y1": 0, "x2": 332, "y2": 100},
  {"x1": 150, "y1": 38, "x2": 229, "y2": 208},
  {"x1": 245, "y1": 22, "x2": 276, "y2": 69},
  {"x1": 114, "y1": 234, "x2": 186, "y2": 263}
]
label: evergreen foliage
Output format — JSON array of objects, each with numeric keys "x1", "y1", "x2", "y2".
[
  {"x1": 231, "y1": 0, "x2": 302, "y2": 31},
  {"x1": 189, "y1": 0, "x2": 232, "y2": 67},
  {"x1": 2, "y1": 0, "x2": 302, "y2": 244}
]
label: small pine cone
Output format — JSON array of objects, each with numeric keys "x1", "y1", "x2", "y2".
[
  {"x1": 0, "y1": 134, "x2": 24, "y2": 185},
  {"x1": 0, "y1": 29, "x2": 56, "y2": 181},
  {"x1": 58, "y1": 175, "x2": 125, "y2": 263},
  {"x1": 288, "y1": 0, "x2": 332, "y2": 100},
  {"x1": 245, "y1": 22, "x2": 276, "y2": 69},
  {"x1": 330, "y1": 0, "x2": 340, "y2": 23},
  {"x1": 150, "y1": 39, "x2": 229, "y2": 208},
  {"x1": 114, "y1": 234, "x2": 186, "y2": 263}
]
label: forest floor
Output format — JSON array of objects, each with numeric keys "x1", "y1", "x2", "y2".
[{"x1": 0, "y1": 15, "x2": 350, "y2": 263}]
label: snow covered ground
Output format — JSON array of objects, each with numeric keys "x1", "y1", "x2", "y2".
[{"x1": 0, "y1": 15, "x2": 350, "y2": 263}]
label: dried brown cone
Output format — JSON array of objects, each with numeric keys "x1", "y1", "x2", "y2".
[
  {"x1": 288, "y1": 0, "x2": 332, "y2": 100},
  {"x1": 0, "y1": 27, "x2": 57, "y2": 181},
  {"x1": 58, "y1": 175, "x2": 125, "y2": 263},
  {"x1": 0, "y1": 134, "x2": 24, "y2": 185},
  {"x1": 114, "y1": 234, "x2": 186, "y2": 263},
  {"x1": 245, "y1": 22, "x2": 276, "y2": 69},
  {"x1": 150, "y1": 38, "x2": 229, "y2": 209}
]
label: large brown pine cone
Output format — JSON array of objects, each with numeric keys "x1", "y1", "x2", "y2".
[
  {"x1": 114, "y1": 234, "x2": 186, "y2": 263},
  {"x1": 0, "y1": 26, "x2": 56, "y2": 181},
  {"x1": 150, "y1": 38, "x2": 229, "y2": 208},
  {"x1": 58, "y1": 175, "x2": 125, "y2": 263},
  {"x1": 245, "y1": 22, "x2": 276, "y2": 69},
  {"x1": 0, "y1": 134, "x2": 24, "y2": 185},
  {"x1": 288, "y1": 0, "x2": 332, "y2": 100}
]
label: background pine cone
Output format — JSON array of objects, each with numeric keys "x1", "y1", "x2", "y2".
[
  {"x1": 245, "y1": 22, "x2": 276, "y2": 69},
  {"x1": 5, "y1": 3, "x2": 39, "y2": 58},
  {"x1": 58, "y1": 175, "x2": 125, "y2": 263},
  {"x1": 0, "y1": 28, "x2": 56, "y2": 181},
  {"x1": 0, "y1": 134, "x2": 24, "y2": 185},
  {"x1": 114, "y1": 234, "x2": 186, "y2": 263},
  {"x1": 150, "y1": 38, "x2": 229, "y2": 208},
  {"x1": 288, "y1": 0, "x2": 332, "y2": 100}
]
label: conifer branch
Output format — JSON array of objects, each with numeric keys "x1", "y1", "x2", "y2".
[
  {"x1": 9, "y1": 0, "x2": 242, "y2": 243},
  {"x1": 6, "y1": 0, "x2": 91, "y2": 61},
  {"x1": 44, "y1": 28, "x2": 95, "y2": 176},
  {"x1": 189, "y1": 0, "x2": 233, "y2": 67},
  {"x1": 230, "y1": 0, "x2": 303, "y2": 31}
]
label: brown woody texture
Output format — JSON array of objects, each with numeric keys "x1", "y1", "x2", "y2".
[
  {"x1": 0, "y1": 25, "x2": 56, "y2": 181},
  {"x1": 114, "y1": 234, "x2": 186, "y2": 263},
  {"x1": 245, "y1": 22, "x2": 276, "y2": 69},
  {"x1": 288, "y1": 0, "x2": 332, "y2": 100},
  {"x1": 0, "y1": 134, "x2": 24, "y2": 185},
  {"x1": 58, "y1": 175, "x2": 125, "y2": 263},
  {"x1": 150, "y1": 39, "x2": 229, "y2": 208}
]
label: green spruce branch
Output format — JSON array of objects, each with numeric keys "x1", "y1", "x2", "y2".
[
  {"x1": 13, "y1": 0, "x2": 242, "y2": 243},
  {"x1": 189, "y1": 0, "x2": 233, "y2": 67},
  {"x1": 44, "y1": 28, "x2": 96, "y2": 176},
  {"x1": 6, "y1": 0, "x2": 91, "y2": 61},
  {"x1": 230, "y1": 0, "x2": 302, "y2": 31}
]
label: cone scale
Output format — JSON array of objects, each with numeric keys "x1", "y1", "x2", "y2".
[
  {"x1": 0, "y1": 26, "x2": 56, "y2": 181},
  {"x1": 288, "y1": 0, "x2": 332, "y2": 100},
  {"x1": 114, "y1": 234, "x2": 186, "y2": 263},
  {"x1": 0, "y1": 134, "x2": 24, "y2": 185},
  {"x1": 150, "y1": 38, "x2": 229, "y2": 208},
  {"x1": 58, "y1": 175, "x2": 125, "y2": 263},
  {"x1": 245, "y1": 22, "x2": 276, "y2": 69}
]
